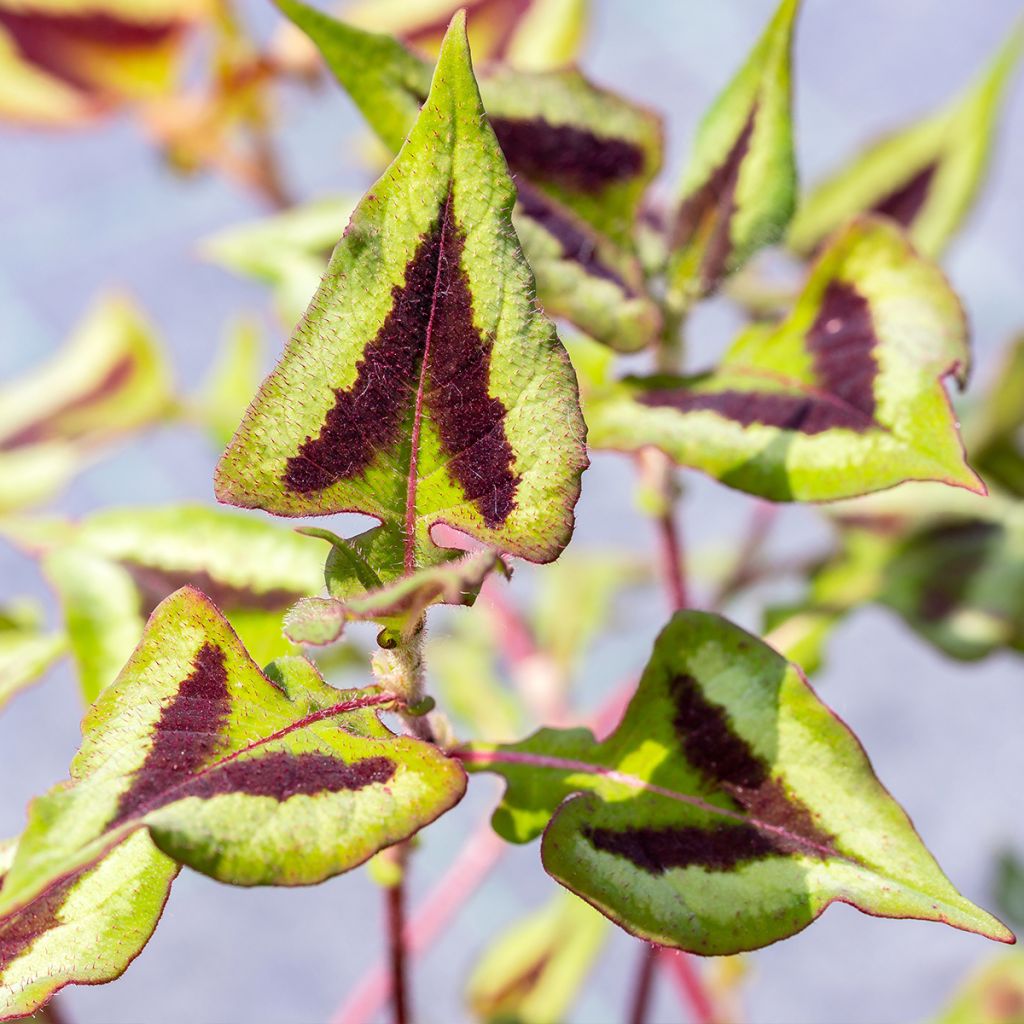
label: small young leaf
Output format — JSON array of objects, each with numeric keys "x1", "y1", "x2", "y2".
[
  {"x1": 216, "y1": 15, "x2": 587, "y2": 568},
  {"x1": 0, "y1": 295, "x2": 174, "y2": 513},
  {"x1": 285, "y1": 548, "x2": 506, "y2": 645},
  {"x1": 667, "y1": 0, "x2": 799, "y2": 304},
  {"x1": 788, "y1": 25, "x2": 1023, "y2": 260},
  {"x1": 467, "y1": 891, "x2": 609, "y2": 1024},
  {"x1": 934, "y1": 951, "x2": 1024, "y2": 1024},
  {"x1": 0, "y1": 604, "x2": 66, "y2": 712},
  {"x1": 588, "y1": 217, "x2": 981, "y2": 502},
  {"x1": 345, "y1": 0, "x2": 589, "y2": 72},
  {"x1": 462, "y1": 610, "x2": 1011, "y2": 955},
  {"x1": 0, "y1": 588, "x2": 465, "y2": 1017},
  {"x1": 274, "y1": 0, "x2": 662, "y2": 349},
  {"x1": 10, "y1": 504, "x2": 330, "y2": 703}
]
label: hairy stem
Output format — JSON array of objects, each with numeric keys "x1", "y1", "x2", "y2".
[{"x1": 628, "y1": 944, "x2": 660, "y2": 1024}]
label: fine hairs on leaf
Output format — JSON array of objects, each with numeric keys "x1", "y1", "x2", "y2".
[{"x1": 2, "y1": 1, "x2": 1021, "y2": 1021}]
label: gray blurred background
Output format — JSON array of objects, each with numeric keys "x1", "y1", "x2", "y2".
[{"x1": 2, "y1": 1, "x2": 1023, "y2": 1021}]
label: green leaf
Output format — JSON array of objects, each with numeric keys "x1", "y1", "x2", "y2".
[
  {"x1": 201, "y1": 196, "x2": 358, "y2": 327},
  {"x1": 667, "y1": 0, "x2": 799, "y2": 304},
  {"x1": 196, "y1": 317, "x2": 266, "y2": 449},
  {"x1": 216, "y1": 14, "x2": 587, "y2": 569},
  {"x1": 284, "y1": 548, "x2": 506, "y2": 645},
  {"x1": 587, "y1": 217, "x2": 981, "y2": 502},
  {"x1": 0, "y1": 295, "x2": 174, "y2": 512},
  {"x1": 467, "y1": 891, "x2": 608, "y2": 1024},
  {"x1": 0, "y1": 603, "x2": 66, "y2": 712},
  {"x1": 994, "y1": 850, "x2": 1024, "y2": 932},
  {"x1": 788, "y1": 24, "x2": 1023, "y2": 260},
  {"x1": 0, "y1": 588, "x2": 465, "y2": 1018},
  {"x1": 934, "y1": 952, "x2": 1024, "y2": 1024},
  {"x1": 461, "y1": 610, "x2": 1011, "y2": 955},
  {"x1": 274, "y1": 0, "x2": 662, "y2": 349},
  {"x1": 13, "y1": 504, "x2": 331, "y2": 703},
  {"x1": 345, "y1": 0, "x2": 589, "y2": 72}
]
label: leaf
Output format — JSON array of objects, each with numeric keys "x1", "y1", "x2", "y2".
[
  {"x1": 9, "y1": 504, "x2": 330, "y2": 703},
  {"x1": 587, "y1": 217, "x2": 981, "y2": 502},
  {"x1": 285, "y1": 548, "x2": 506, "y2": 645},
  {"x1": 788, "y1": 24, "x2": 1023, "y2": 260},
  {"x1": 0, "y1": 588, "x2": 465, "y2": 1018},
  {"x1": 966, "y1": 335, "x2": 1024, "y2": 499},
  {"x1": 667, "y1": 0, "x2": 799, "y2": 304},
  {"x1": 0, "y1": 295, "x2": 174, "y2": 513},
  {"x1": 196, "y1": 318, "x2": 266, "y2": 448},
  {"x1": 0, "y1": 0, "x2": 208, "y2": 126},
  {"x1": 201, "y1": 196, "x2": 358, "y2": 327},
  {"x1": 0, "y1": 603, "x2": 65, "y2": 712},
  {"x1": 216, "y1": 14, "x2": 587, "y2": 569},
  {"x1": 934, "y1": 952, "x2": 1024, "y2": 1024},
  {"x1": 274, "y1": 0, "x2": 662, "y2": 349},
  {"x1": 345, "y1": 0, "x2": 588, "y2": 72},
  {"x1": 461, "y1": 610, "x2": 1011, "y2": 955},
  {"x1": 467, "y1": 891, "x2": 608, "y2": 1024},
  {"x1": 994, "y1": 851, "x2": 1024, "y2": 932}
]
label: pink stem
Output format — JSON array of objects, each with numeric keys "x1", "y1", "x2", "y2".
[
  {"x1": 660, "y1": 949, "x2": 717, "y2": 1024},
  {"x1": 656, "y1": 506, "x2": 687, "y2": 612}
]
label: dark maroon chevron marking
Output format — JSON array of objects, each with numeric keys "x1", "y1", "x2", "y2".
[
  {"x1": 583, "y1": 822, "x2": 785, "y2": 873},
  {"x1": 181, "y1": 752, "x2": 395, "y2": 801},
  {"x1": 0, "y1": 354, "x2": 136, "y2": 451},
  {"x1": 516, "y1": 181, "x2": 626, "y2": 289},
  {"x1": 872, "y1": 162, "x2": 938, "y2": 228},
  {"x1": 284, "y1": 191, "x2": 520, "y2": 528},
  {"x1": 122, "y1": 563, "x2": 305, "y2": 618},
  {"x1": 672, "y1": 109, "x2": 757, "y2": 292},
  {"x1": 807, "y1": 281, "x2": 878, "y2": 422},
  {"x1": 492, "y1": 117, "x2": 645, "y2": 193},
  {"x1": 0, "y1": 872, "x2": 73, "y2": 972},
  {"x1": 111, "y1": 643, "x2": 230, "y2": 827},
  {"x1": 637, "y1": 388, "x2": 875, "y2": 435},
  {"x1": 666, "y1": 673, "x2": 835, "y2": 857},
  {"x1": 0, "y1": 12, "x2": 180, "y2": 93}
]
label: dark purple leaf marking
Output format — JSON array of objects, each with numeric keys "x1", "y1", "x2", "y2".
[
  {"x1": 516, "y1": 181, "x2": 627, "y2": 289},
  {"x1": 0, "y1": 354, "x2": 136, "y2": 451},
  {"x1": 492, "y1": 117, "x2": 645, "y2": 194},
  {"x1": 403, "y1": 0, "x2": 530, "y2": 61},
  {"x1": 871, "y1": 162, "x2": 938, "y2": 229},
  {"x1": 0, "y1": 11, "x2": 180, "y2": 94},
  {"x1": 110, "y1": 643, "x2": 230, "y2": 827},
  {"x1": 283, "y1": 190, "x2": 520, "y2": 530},
  {"x1": 0, "y1": 871, "x2": 74, "y2": 973},
  {"x1": 583, "y1": 822, "x2": 787, "y2": 874},
  {"x1": 180, "y1": 752, "x2": 396, "y2": 801},
  {"x1": 122, "y1": 563, "x2": 306, "y2": 618},
  {"x1": 639, "y1": 280, "x2": 880, "y2": 436},
  {"x1": 671, "y1": 109, "x2": 757, "y2": 293}
]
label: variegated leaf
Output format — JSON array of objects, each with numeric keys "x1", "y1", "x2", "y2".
[
  {"x1": 0, "y1": 603, "x2": 65, "y2": 712},
  {"x1": 467, "y1": 891, "x2": 608, "y2": 1024},
  {"x1": 0, "y1": 0, "x2": 209, "y2": 126},
  {"x1": 6, "y1": 504, "x2": 330, "y2": 703},
  {"x1": 0, "y1": 588, "x2": 465, "y2": 1019},
  {"x1": 587, "y1": 217, "x2": 981, "y2": 502},
  {"x1": 667, "y1": 0, "x2": 799, "y2": 304},
  {"x1": 461, "y1": 611, "x2": 1011, "y2": 955},
  {"x1": 216, "y1": 15, "x2": 587, "y2": 568},
  {"x1": 0, "y1": 295, "x2": 174, "y2": 513},
  {"x1": 789, "y1": 25, "x2": 1023, "y2": 260},
  {"x1": 274, "y1": 0, "x2": 662, "y2": 349},
  {"x1": 346, "y1": 0, "x2": 588, "y2": 71},
  {"x1": 284, "y1": 546, "x2": 506, "y2": 645}
]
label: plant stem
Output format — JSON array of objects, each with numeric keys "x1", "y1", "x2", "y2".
[
  {"x1": 387, "y1": 864, "x2": 410, "y2": 1024},
  {"x1": 709, "y1": 501, "x2": 779, "y2": 611},
  {"x1": 660, "y1": 949, "x2": 717, "y2": 1024},
  {"x1": 657, "y1": 498, "x2": 687, "y2": 613},
  {"x1": 628, "y1": 944, "x2": 659, "y2": 1024}
]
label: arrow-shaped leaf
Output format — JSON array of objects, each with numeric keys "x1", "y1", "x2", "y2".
[
  {"x1": 274, "y1": 0, "x2": 662, "y2": 349},
  {"x1": 460, "y1": 610, "x2": 1011, "y2": 955},
  {"x1": 667, "y1": 0, "x2": 799, "y2": 304},
  {"x1": 215, "y1": 14, "x2": 587, "y2": 568},
  {"x1": 788, "y1": 24, "x2": 1023, "y2": 260},
  {"x1": 0, "y1": 587, "x2": 465, "y2": 1018},
  {"x1": 587, "y1": 217, "x2": 981, "y2": 502}
]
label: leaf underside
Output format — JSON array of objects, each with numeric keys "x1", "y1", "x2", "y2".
[{"x1": 463, "y1": 610, "x2": 1011, "y2": 955}]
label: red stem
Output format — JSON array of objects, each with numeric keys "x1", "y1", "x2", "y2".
[
  {"x1": 628, "y1": 944, "x2": 659, "y2": 1024},
  {"x1": 656, "y1": 505, "x2": 687, "y2": 612},
  {"x1": 661, "y1": 949, "x2": 717, "y2": 1024},
  {"x1": 387, "y1": 878, "x2": 409, "y2": 1024}
]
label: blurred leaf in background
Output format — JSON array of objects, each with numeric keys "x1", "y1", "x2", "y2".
[{"x1": 0, "y1": 601, "x2": 65, "y2": 712}]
